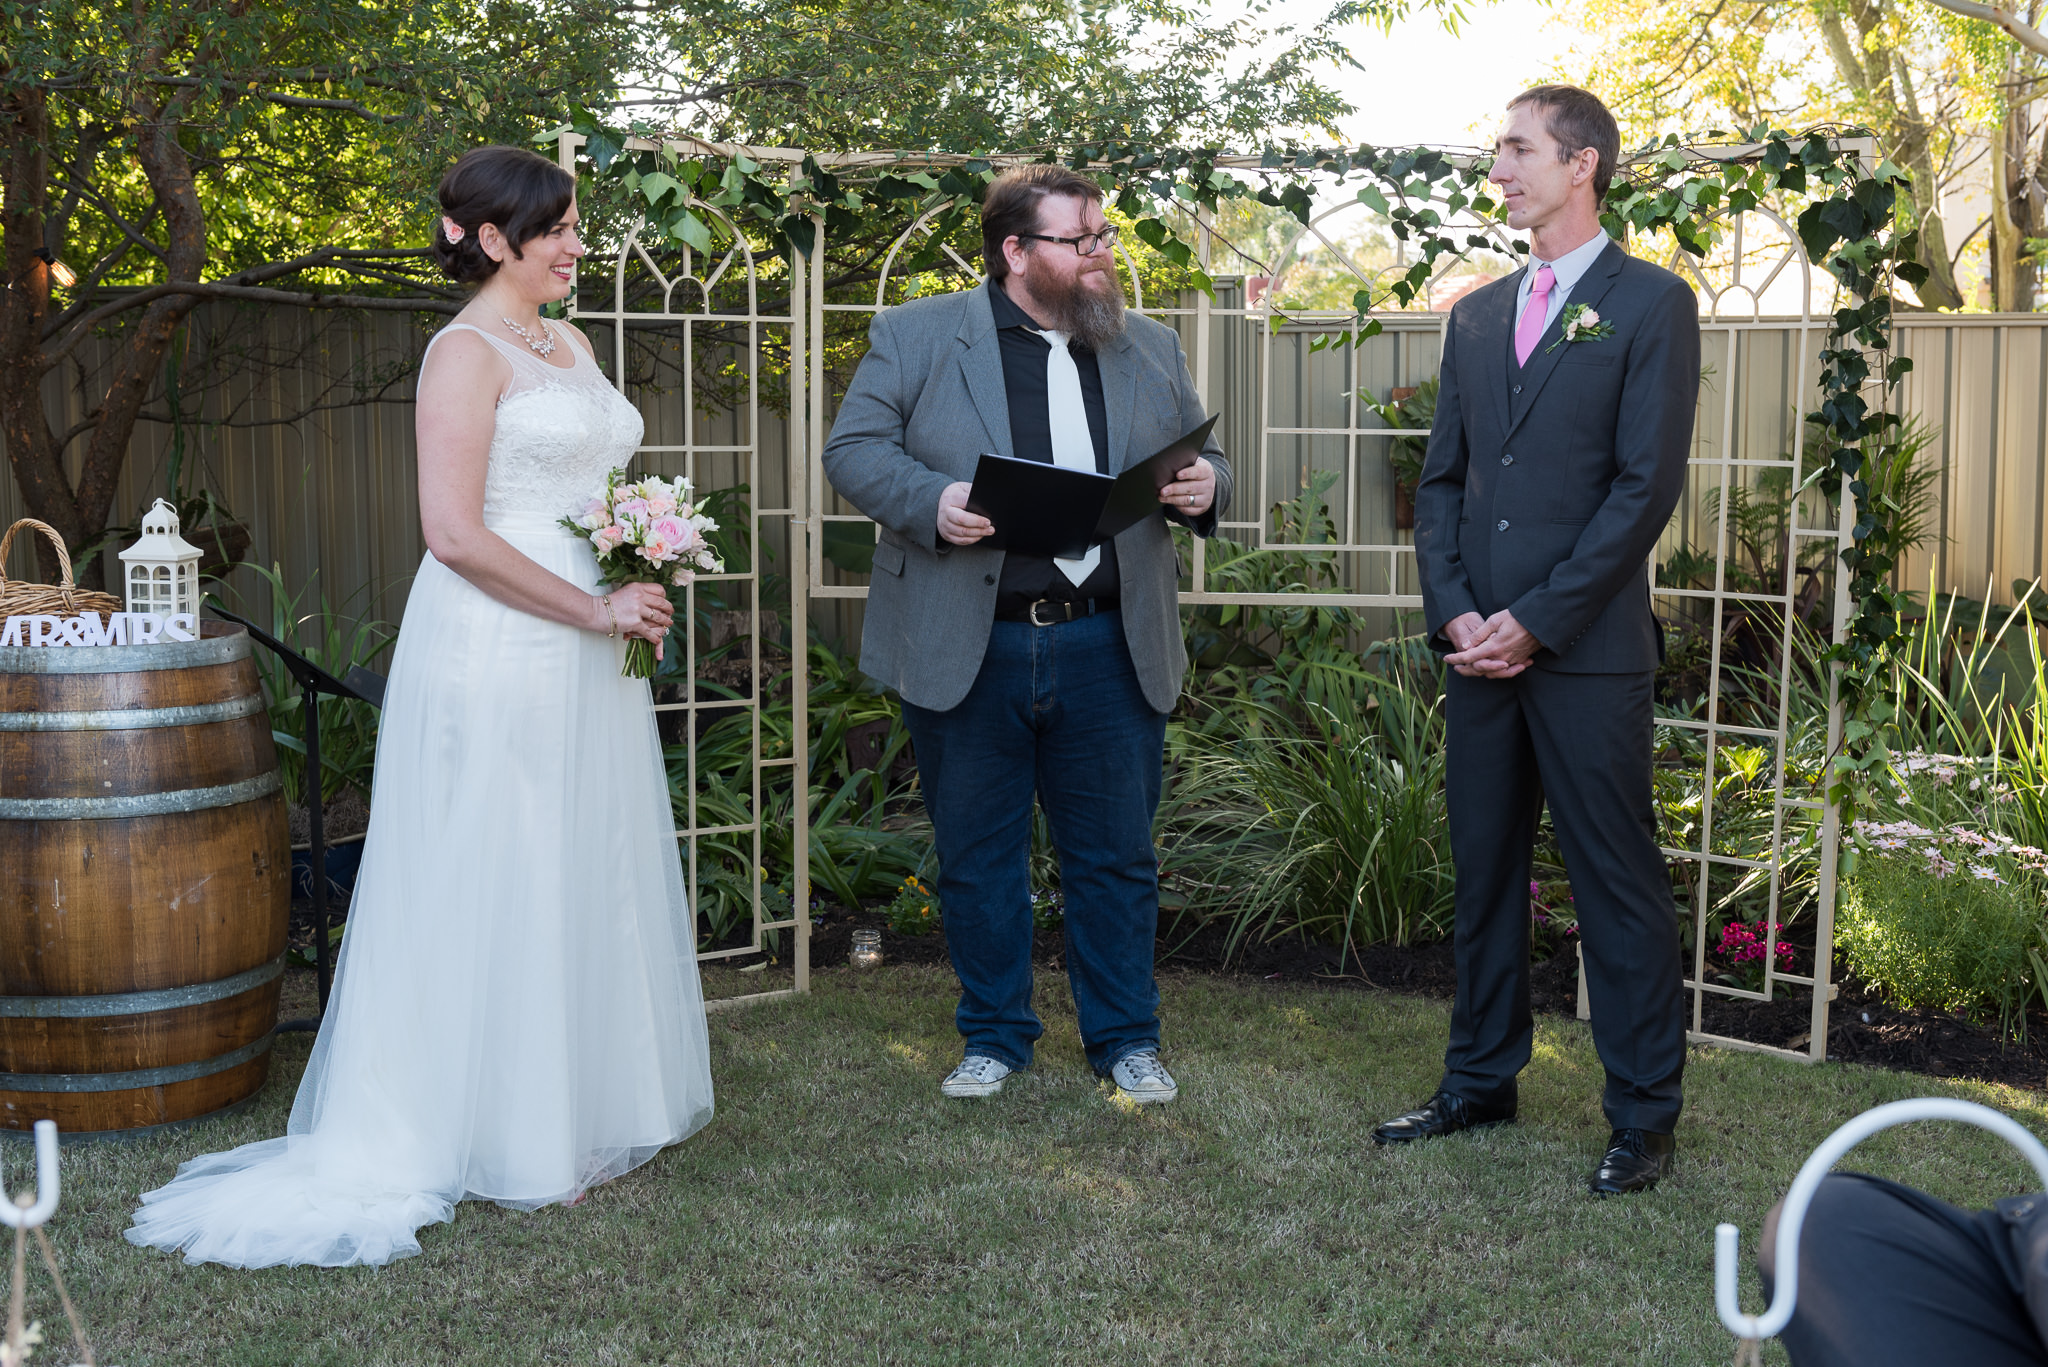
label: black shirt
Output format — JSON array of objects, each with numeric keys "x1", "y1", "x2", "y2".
[{"x1": 988, "y1": 283, "x2": 1121, "y2": 610}]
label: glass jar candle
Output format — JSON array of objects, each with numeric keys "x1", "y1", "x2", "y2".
[{"x1": 849, "y1": 929, "x2": 883, "y2": 969}]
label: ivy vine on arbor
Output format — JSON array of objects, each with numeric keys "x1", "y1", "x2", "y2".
[{"x1": 564, "y1": 117, "x2": 1918, "y2": 821}]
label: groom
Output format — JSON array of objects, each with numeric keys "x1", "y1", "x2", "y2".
[{"x1": 1373, "y1": 85, "x2": 1700, "y2": 1195}]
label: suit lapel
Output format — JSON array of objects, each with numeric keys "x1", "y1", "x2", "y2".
[
  {"x1": 956, "y1": 285, "x2": 1012, "y2": 457},
  {"x1": 1099, "y1": 332, "x2": 1139, "y2": 473},
  {"x1": 1483, "y1": 276, "x2": 1517, "y2": 436},
  {"x1": 1507, "y1": 240, "x2": 1625, "y2": 437}
]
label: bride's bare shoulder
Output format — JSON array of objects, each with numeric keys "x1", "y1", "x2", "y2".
[
  {"x1": 551, "y1": 318, "x2": 599, "y2": 359},
  {"x1": 421, "y1": 322, "x2": 513, "y2": 391}
]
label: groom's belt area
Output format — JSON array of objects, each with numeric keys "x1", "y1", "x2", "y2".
[{"x1": 995, "y1": 596, "x2": 1118, "y2": 625}]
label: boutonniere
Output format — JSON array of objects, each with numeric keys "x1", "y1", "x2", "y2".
[{"x1": 1546, "y1": 302, "x2": 1616, "y2": 353}]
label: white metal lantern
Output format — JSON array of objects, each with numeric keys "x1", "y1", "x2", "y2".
[{"x1": 118, "y1": 498, "x2": 204, "y2": 620}]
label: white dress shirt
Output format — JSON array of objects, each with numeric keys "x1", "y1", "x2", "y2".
[{"x1": 1513, "y1": 230, "x2": 1615, "y2": 333}]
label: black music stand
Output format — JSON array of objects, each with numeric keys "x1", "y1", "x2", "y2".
[{"x1": 205, "y1": 601, "x2": 384, "y2": 1025}]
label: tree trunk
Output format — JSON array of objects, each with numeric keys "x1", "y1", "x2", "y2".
[
  {"x1": 1992, "y1": 111, "x2": 2026, "y2": 311},
  {"x1": 26, "y1": 63, "x2": 209, "y2": 589},
  {"x1": 0, "y1": 85, "x2": 74, "y2": 584}
]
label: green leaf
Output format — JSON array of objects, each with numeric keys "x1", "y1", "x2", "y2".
[
  {"x1": 671, "y1": 210, "x2": 715, "y2": 253},
  {"x1": 640, "y1": 171, "x2": 684, "y2": 207}
]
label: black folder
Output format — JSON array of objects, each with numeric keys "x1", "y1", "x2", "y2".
[{"x1": 964, "y1": 413, "x2": 1221, "y2": 559}]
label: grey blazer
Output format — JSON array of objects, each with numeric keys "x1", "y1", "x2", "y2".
[
  {"x1": 820, "y1": 283, "x2": 1232, "y2": 713},
  {"x1": 1414, "y1": 241, "x2": 1700, "y2": 674}
]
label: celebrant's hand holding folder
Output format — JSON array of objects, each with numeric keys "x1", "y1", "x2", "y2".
[{"x1": 952, "y1": 414, "x2": 1221, "y2": 558}]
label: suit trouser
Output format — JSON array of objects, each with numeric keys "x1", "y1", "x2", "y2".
[
  {"x1": 1758, "y1": 1173, "x2": 2048, "y2": 1366},
  {"x1": 1439, "y1": 667, "x2": 1686, "y2": 1132}
]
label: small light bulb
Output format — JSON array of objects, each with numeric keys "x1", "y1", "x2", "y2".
[{"x1": 48, "y1": 258, "x2": 77, "y2": 288}]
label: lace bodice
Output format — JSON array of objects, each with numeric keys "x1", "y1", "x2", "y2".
[{"x1": 424, "y1": 321, "x2": 645, "y2": 525}]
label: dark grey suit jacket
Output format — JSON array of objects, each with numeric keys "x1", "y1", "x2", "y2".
[
  {"x1": 820, "y1": 283, "x2": 1232, "y2": 713},
  {"x1": 1414, "y1": 240, "x2": 1700, "y2": 673}
]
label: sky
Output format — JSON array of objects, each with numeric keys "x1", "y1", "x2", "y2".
[{"x1": 1249, "y1": 0, "x2": 1597, "y2": 149}]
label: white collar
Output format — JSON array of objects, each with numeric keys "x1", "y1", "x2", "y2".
[{"x1": 1528, "y1": 231, "x2": 1613, "y2": 295}]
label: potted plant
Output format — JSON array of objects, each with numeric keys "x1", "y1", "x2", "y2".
[{"x1": 1361, "y1": 378, "x2": 1438, "y2": 531}]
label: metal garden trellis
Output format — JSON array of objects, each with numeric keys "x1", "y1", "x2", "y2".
[{"x1": 554, "y1": 128, "x2": 1887, "y2": 1056}]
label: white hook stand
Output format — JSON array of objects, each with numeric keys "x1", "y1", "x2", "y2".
[
  {"x1": 1717, "y1": 1098, "x2": 2048, "y2": 1342},
  {"x1": 0, "y1": 1120, "x2": 60, "y2": 1229}
]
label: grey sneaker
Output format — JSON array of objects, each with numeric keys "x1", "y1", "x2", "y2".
[
  {"x1": 1110, "y1": 1049, "x2": 1178, "y2": 1104},
  {"x1": 940, "y1": 1053, "x2": 1012, "y2": 1098}
]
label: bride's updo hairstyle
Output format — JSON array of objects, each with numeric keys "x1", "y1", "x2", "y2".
[{"x1": 432, "y1": 146, "x2": 576, "y2": 284}]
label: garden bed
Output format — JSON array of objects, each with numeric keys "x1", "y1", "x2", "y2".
[{"x1": 801, "y1": 904, "x2": 2048, "y2": 1091}]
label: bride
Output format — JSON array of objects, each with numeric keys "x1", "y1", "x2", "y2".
[{"x1": 126, "y1": 145, "x2": 716, "y2": 1268}]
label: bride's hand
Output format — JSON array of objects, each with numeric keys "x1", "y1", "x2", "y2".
[{"x1": 596, "y1": 584, "x2": 674, "y2": 650}]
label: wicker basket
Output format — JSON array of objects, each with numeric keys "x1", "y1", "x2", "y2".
[{"x1": 0, "y1": 519, "x2": 124, "y2": 618}]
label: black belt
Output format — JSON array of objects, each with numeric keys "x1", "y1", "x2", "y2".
[{"x1": 994, "y1": 597, "x2": 1117, "y2": 626}]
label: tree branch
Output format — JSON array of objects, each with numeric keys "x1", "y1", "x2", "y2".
[
  {"x1": 1918, "y1": 0, "x2": 2048, "y2": 57},
  {"x1": 146, "y1": 76, "x2": 407, "y2": 123},
  {"x1": 44, "y1": 282, "x2": 457, "y2": 364}
]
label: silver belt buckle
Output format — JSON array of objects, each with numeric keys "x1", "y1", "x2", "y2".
[{"x1": 1028, "y1": 599, "x2": 1065, "y2": 627}]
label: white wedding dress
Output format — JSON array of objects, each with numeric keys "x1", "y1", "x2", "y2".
[{"x1": 126, "y1": 320, "x2": 715, "y2": 1268}]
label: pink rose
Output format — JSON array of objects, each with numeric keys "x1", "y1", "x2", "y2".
[
  {"x1": 592, "y1": 525, "x2": 626, "y2": 554},
  {"x1": 671, "y1": 567, "x2": 695, "y2": 587},
  {"x1": 641, "y1": 537, "x2": 676, "y2": 563},
  {"x1": 645, "y1": 493, "x2": 677, "y2": 516},
  {"x1": 650, "y1": 515, "x2": 689, "y2": 546},
  {"x1": 613, "y1": 497, "x2": 650, "y2": 521}
]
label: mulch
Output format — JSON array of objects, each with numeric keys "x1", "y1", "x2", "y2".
[{"x1": 796, "y1": 905, "x2": 2048, "y2": 1092}]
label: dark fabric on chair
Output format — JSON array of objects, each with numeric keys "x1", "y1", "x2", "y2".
[{"x1": 1760, "y1": 1172, "x2": 2048, "y2": 1367}]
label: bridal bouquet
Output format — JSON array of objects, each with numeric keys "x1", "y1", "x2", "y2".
[{"x1": 561, "y1": 469, "x2": 723, "y2": 679}]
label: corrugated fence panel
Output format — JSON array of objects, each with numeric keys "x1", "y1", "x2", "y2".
[{"x1": 11, "y1": 307, "x2": 2048, "y2": 643}]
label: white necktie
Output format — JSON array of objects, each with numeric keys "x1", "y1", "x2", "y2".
[{"x1": 1041, "y1": 329, "x2": 1101, "y2": 586}]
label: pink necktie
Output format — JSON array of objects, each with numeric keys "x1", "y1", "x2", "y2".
[{"x1": 1514, "y1": 263, "x2": 1555, "y2": 367}]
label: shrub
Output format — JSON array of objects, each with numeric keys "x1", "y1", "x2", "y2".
[
  {"x1": 1166, "y1": 676, "x2": 1455, "y2": 959},
  {"x1": 1839, "y1": 844, "x2": 2046, "y2": 1036}
]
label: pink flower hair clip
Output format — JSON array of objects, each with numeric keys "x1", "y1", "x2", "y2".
[{"x1": 441, "y1": 215, "x2": 465, "y2": 244}]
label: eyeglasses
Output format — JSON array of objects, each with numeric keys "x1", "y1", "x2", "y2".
[{"x1": 1015, "y1": 225, "x2": 1120, "y2": 258}]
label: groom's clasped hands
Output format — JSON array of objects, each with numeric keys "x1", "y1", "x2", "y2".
[{"x1": 1441, "y1": 608, "x2": 1541, "y2": 679}]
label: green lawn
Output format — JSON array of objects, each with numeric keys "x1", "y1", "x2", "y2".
[{"x1": 18, "y1": 964, "x2": 2048, "y2": 1366}]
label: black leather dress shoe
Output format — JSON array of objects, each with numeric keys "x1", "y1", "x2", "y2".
[
  {"x1": 1371, "y1": 1090, "x2": 1517, "y2": 1145},
  {"x1": 1589, "y1": 1128, "x2": 1675, "y2": 1196}
]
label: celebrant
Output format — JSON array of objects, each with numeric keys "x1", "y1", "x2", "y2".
[{"x1": 822, "y1": 164, "x2": 1231, "y2": 1105}]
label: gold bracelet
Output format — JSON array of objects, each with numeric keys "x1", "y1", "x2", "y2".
[{"x1": 600, "y1": 594, "x2": 617, "y2": 638}]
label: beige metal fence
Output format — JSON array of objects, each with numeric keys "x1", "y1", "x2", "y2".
[{"x1": 11, "y1": 308, "x2": 2044, "y2": 639}]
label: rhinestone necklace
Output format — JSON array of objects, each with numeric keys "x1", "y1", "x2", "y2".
[{"x1": 500, "y1": 315, "x2": 557, "y2": 358}]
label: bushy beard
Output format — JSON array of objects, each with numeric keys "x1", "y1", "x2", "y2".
[{"x1": 1024, "y1": 257, "x2": 1127, "y2": 352}]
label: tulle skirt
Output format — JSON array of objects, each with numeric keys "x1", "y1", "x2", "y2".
[{"x1": 125, "y1": 514, "x2": 715, "y2": 1268}]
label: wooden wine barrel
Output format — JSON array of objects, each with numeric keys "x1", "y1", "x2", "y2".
[{"x1": 0, "y1": 621, "x2": 289, "y2": 1138}]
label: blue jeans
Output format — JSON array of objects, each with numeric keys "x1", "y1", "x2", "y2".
[{"x1": 901, "y1": 610, "x2": 1168, "y2": 1074}]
